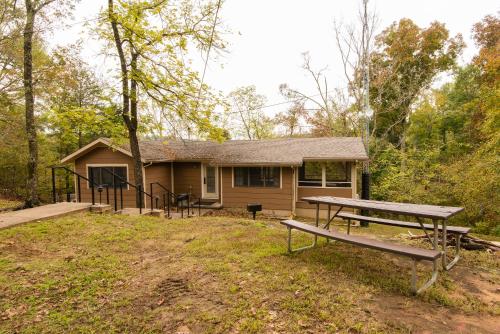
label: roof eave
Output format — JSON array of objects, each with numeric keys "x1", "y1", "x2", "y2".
[
  {"x1": 60, "y1": 138, "x2": 145, "y2": 164},
  {"x1": 303, "y1": 156, "x2": 369, "y2": 161}
]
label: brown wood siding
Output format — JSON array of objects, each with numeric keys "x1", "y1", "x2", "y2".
[
  {"x1": 144, "y1": 163, "x2": 171, "y2": 208},
  {"x1": 296, "y1": 187, "x2": 353, "y2": 209},
  {"x1": 173, "y1": 162, "x2": 202, "y2": 198},
  {"x1": 221, "y1": 167, "x2": 293, "y2": 211},
  {"x1": 74, "y1": 146, "x2": 137, "y2": 209}
]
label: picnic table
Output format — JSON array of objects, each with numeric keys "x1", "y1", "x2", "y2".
[{"x1": 301, "y1": 196, "x2": 464, "y2": 270}]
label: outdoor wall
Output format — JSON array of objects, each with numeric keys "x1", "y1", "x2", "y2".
[
  {"x1": 74, "y1": 146, "x2": 137, "y2": 209},
  {"x1": 144, "y1": 163, "x2": 171, "y2": 209},
  {"x1": 221, "y1": 167, "x2": 293, "y2": 211},
  {"x1": 173, "y1": 162, "x2": 202, "y2": 198}
]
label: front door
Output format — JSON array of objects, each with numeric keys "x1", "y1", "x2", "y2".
[{"x1": 202, "y1": 164, "x2": 218, "y2": 199}]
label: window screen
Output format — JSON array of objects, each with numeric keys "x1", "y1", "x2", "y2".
[
  {"x1": 234, "y1": 167, "x2": 280, "y2": 188},
  {"x1": 88, "y1": 166, "x2": 127, "y2": 188},
  {"x1": 298, "y1": 161, "x2": 323, "y2": 187},
  {"x1": 325, "y1": 162, "x2": 350, "y2": 187}
]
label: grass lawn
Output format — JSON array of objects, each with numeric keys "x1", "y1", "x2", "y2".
[
  {"x1": 0, "y1": 213, "x2": 498, "y2": 333},
  {"x1": 0, "y1": 199, "x2": 22, "y2": 211}
]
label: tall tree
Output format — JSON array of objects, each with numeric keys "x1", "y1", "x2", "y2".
[
  {"x1": 22, "y1": 0, "x2": 74, "y2": 207},
  {"x1": 274, "y1": 100, "x2": 306, "y2": 137},
  {"x1": 279, "y1": 0, "x2": 376, "y2": 138},
  {"x1": 227, "y1": 86, "x2": 274, "y2": 139},
  {"x1": 103, "y1": 0, "x2": 225, "y2": 205},
  {"x1": 0, "y1": 1, "x2": 24, "y2": 100},
  {"x1": 279, "y1": 55, "x2": 359, "y2": 137},
  {"x1": 369, "y1": 19, "x2": 464, "y2": 147},
  {"x1": 42, "y1": 45, "x2": 126, "y2": 156}
]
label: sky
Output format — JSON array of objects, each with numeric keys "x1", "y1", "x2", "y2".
[{"x1": 48, "y1": 0, "x2": 499, "y2": 117}]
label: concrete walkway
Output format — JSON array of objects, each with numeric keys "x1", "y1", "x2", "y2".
[{"x1": 0, "y1": 202, "x2": 92, "y2": 230}]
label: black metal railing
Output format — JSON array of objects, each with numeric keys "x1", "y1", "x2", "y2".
[
  {"x1": 51, "y1": 166, "x2": 126, "y2": 210},
  {"x1": 51, "y1": 165, "x2": 201, "y2": 218},
  {"x1": 51, "y1": 166, "x2": 152, "y2": 214},
  {"x1": 150, "y1": 182, "x2": 201, "y2": 218},
  {"x1": 96, "y1": 166, "x2": 153, "y2": 214}
]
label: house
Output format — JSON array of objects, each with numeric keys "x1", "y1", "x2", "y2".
[{"x1": 60, "y1": 137, "x2": 369, "y2": 217}]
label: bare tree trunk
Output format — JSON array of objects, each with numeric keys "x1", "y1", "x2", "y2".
[
  {"x1": 109, "y1": 0, "x2": 144, "y2": 208},
  {"x1": 23, "y1": 0, "x2": 39, "y2": 207},
  {"x1": 129, "y1": 51, "x2": 144, "y2": 208}
]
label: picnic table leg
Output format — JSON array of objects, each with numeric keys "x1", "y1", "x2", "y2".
[
  {"x1": 411, "y1": 258, "x2": 438, "y2": 295},
  {"x1": 286, "y1": 226, "x2": 316, "y2": 253},
  {"x1": 441, "y1": 219, "x2": 460, "y2": 270},
  {"x1": 441, "y1": 219, "x2": 447, "y2": 270},
  {"x1": 287, "y1": 227, "x2": 292, "y2": 253},
  {"x1": 432, "y1": 219, "x2": 439, "y2": 252},
  {"x1": 326, "y1": 205, "x2": 331, "y2": 243},
  {"x1": 313, "y1": 203, "x2": 319, "y2": 246}
]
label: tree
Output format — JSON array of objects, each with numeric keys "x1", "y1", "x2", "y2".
[
  {"x1": 102, "y1": 0, "x2": 226, "y2": 205},
  {"x1": 279, "y1": 0, "x2": 376, "y2": 138},
  {"x1": 21, "y1": 0, "x2": 75, "y2": 207},
  {"x1": 274, "y1": 100, "x2": 306, "y2": 137},
  {"x1": 279, "y1": 54, "x2": 360, "y2": 137},
  {"x1": 369, "y1": 19, "x2": 464, "y2": 147},
  {"x1": 371, "y1": 14, "x2": 499, "y2": 235},
  {"x1": 41, "y1": 45, "x2": 126, "y2": 157},
  {"x1": 227, "y1": 86, "x2": 274, "y2": 139},
  {"x1": 0, "y1": 1, "x2": 24, "y2": 101}
]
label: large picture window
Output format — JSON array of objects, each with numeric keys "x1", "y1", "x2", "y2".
[
  {"x1": 299, "y1": 161, "x2": 351, "y2": 188},
  {"x1": 233, "y1": 167, "x2": 280, "y2": 188},
  {"x1": 88, "y1": 166, "x2": 127, "y2": 187}
]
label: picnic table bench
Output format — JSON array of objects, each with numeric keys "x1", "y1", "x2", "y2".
[
  {"x1": 281, "y1": 196, "x2": 465, "y2": 294},
  {"x1": 302, "y1": 196, "x2": 465, "y2": 271},
  {"x1": 281, "y1": 219, "x2": 440, "y2": 294}
]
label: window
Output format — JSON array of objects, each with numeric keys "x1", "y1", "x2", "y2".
[
  {"x1": 233, "y1": 167, "x2": 280, "y2": 188},
  {"x1": 298, "y1": 161, "x2": 323, "y2": 187},
  {"x1": 298, "y1": 161, "x2": 351, "y2": 188},
  {"x1": 88, "y1": 166, "x2": 127, "y2": 187},
  {"x1": 325, "y1": 161, "x2": 351, "y2": 187}
]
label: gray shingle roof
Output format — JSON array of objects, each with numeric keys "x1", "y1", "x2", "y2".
[{"x1": 133, "y1": 137, "x2": 368, "y2": 165}]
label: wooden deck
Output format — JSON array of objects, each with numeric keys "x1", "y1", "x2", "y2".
[{"x1": 0, "y1": 202, "x2": 92, "y2": 230}]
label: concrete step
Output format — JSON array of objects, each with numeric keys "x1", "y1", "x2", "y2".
[
  {"x1": 89, "y1": 204, "x2": 112, "y2": 214},
  {"x1": 118, "y1": 208, "x2": 158, "y2": 216}
]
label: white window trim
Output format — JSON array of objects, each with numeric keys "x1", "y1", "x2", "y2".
[
  {"x1": 280, "y1": 167, "x2": 283, "y2": 190},
  {"x1": 86, "y1": 163, "x2": 130, "y2": 190},
  {"x1": 231, "y1": 166, "x2": 282, "y2": 189},
  {"x1": 298, "y1": 161, "x2": 352, "y2": 189}
]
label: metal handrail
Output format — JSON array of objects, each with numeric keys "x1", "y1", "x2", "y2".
[
  {"x1": 187, "y1": 192, "x2": 202, "y2": 217},
  {"x1": 149, "y1": 182, "x2": 201, "y2": 218},
  {"x1": 150, "y1": 182, "x2": 183, "y2": 217},
  {"x1": 97, "y1": 166, "x2": 153, "y2": 214},
  {"x1": 51, "y1": 166, "x2": 101, "y2": 205},
  {"x1": 52, "y1": 165, "x2": 151, "y2": 213}
]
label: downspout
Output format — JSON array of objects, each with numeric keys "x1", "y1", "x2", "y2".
[
  {"x1": 142, "y1": 162, "x2": 152, "y2": 208},
  {"x1": 219, "y1": 167, "x2": 223, "y2": 206},
  {"x1": 291, "y1": 166, "x2": 296, "y2": 217},
  {"x1": 170, "y1": 161, "x2": 174, "y2": 193}
]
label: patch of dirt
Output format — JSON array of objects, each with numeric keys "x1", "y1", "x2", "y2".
[
  {"x1": 453, "y1": 267, "x2": 500, "y2": 306},
  {"x1": 154, "y1": 278, "x2": 190, "y2": 307},
  {"x1": 203, "y1": 208, "x2": 285, "y2": 221},
  {"x1": 368, "y1": 293, "x2": 500, "y2": 334}
]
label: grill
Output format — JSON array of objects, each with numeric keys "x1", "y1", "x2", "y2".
[
  {"x1": 247, "y1": 203, "x2": 262, "y2": 220},
  {"x1": 177, "y1": 193, "x2": 189, "y2": 207}
]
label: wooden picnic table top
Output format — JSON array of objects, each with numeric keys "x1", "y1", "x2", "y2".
[{"x1": 301, "y1": 196, "x2": 464, "y2": 220}]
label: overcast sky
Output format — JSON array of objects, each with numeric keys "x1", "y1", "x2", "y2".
[{"x1": 49, "y1": 0, "x2": 498, "y2": 116}]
